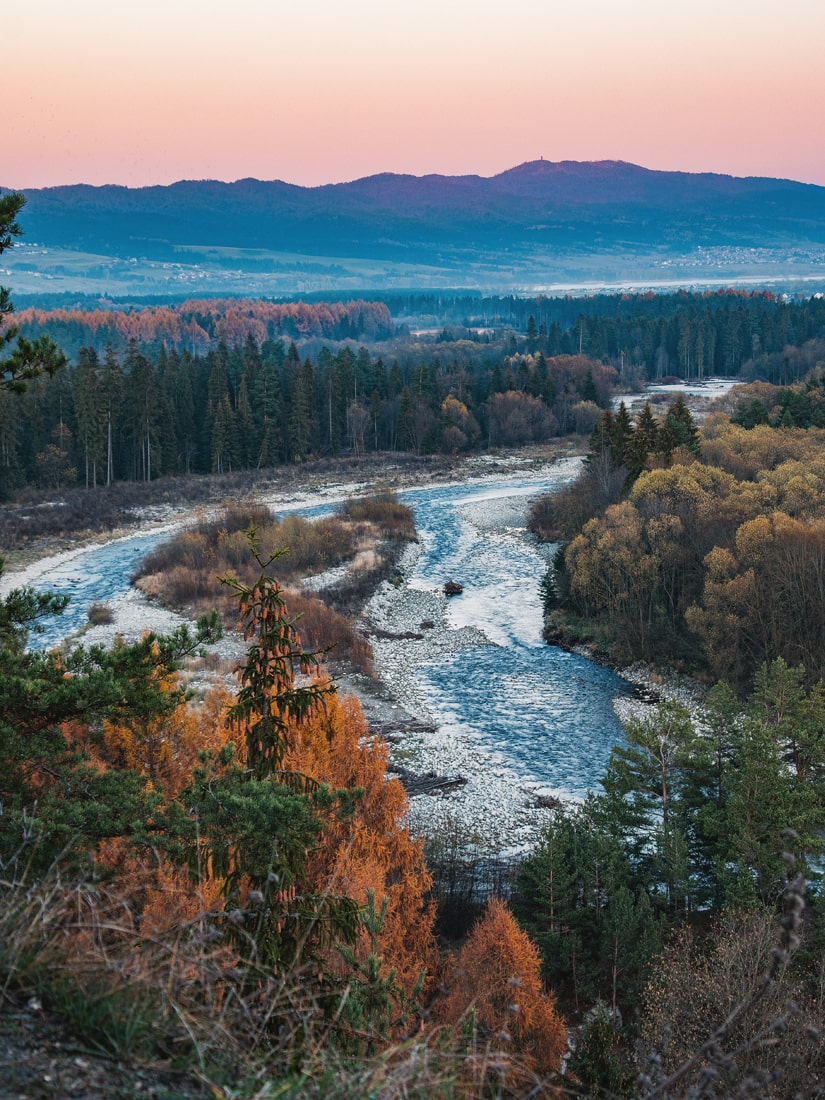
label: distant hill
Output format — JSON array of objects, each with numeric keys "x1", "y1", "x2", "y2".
[{"x1": 6, "y1": 161, "x2": 825, "y2": 295}]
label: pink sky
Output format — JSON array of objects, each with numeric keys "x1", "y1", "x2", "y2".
[{"x1": 7, "y1": 0, "x2": 825, "y2": 189}]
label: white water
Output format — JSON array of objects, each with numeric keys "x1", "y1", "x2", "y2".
[
  {"x1": 12, "y1": 465, "x2": 630, "y2": 806},
  {"x1": 394, "y1": 473, "x2": 630, "y2": 800}
]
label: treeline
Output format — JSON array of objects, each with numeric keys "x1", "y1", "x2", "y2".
[
  {"x1": 535, "y1": 369, "x2": 825, "y2": 692},
  {"x1": 387, "y1": 289, "x2": 825, "y2": 382},
  {"x1": 0, "y1": 336, "x2": 616, "y2": 497},
  {"x1": 13, "y1": 297, "x2": 394, "y2": 359},
  {"x1": 14, "y1": 289, "x2": 825, "y2": 384}
]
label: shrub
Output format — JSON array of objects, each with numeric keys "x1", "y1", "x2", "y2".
[
  {"x1": 87, "y1": 602, "x2": 114, "y2": 626},
  {"x1": 339, "y1": 490, "x2": 416, "y2": 541}
]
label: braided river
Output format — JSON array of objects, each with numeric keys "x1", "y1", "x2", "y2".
[{"x1": 13, "y1": 462, "x2": 630, "y2": 804}]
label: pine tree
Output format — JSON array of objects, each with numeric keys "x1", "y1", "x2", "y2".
[
  {"x1": 0, "y1": 193, "x2": 65, "y2": 393},
  {"x1": 0, "y1": 560, "x2": 221, "y2": 874},
  {"x1": 601, "y1": 700, "x2": 705, "y2": 910},
  {"x1": 100, "y1": 345, "x2": 122, "y2": 485}
]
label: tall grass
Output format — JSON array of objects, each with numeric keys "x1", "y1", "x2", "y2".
[{"x1": 0, "y1": 865, "x2": 560, "y2": 1098}]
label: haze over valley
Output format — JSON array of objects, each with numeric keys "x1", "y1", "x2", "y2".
[{"x1": 5, "y1": 159, "x2": 825, "y2": 298}]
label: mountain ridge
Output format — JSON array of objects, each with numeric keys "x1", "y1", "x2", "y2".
[{"x1": 5, "y1": 160, "x2": 825, "y2": 294}]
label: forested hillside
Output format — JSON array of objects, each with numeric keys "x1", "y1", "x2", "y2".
[{"x1": 13, "y1": 161, "x2": 825, "y2": 290}]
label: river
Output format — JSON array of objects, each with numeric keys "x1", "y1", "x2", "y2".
[
  {"x1": 10, "y1": 463, "x2": 631, "y2": 845},
  {"x1": 384, "y1": 473, "x2": 630, "y2": 799}
]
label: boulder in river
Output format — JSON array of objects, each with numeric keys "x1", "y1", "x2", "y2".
[{"x1": 443, "y1": 579, "x2": 463, "y2": 597}]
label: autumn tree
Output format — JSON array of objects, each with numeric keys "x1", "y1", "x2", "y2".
[
  {"x1": 173, "y1": 533, "x2": 361, "y2": 971},
  {"x1": 282, "y1": 691, "x2": 436, "y2": 996},
  {"x1": 687, "y1": 512, "x2": 825, "y2": 687},
  {"x1": 440, "y1": 896, "x2": 567, "y2": 1083},
  {"x1": 35, "y1": 422, "x2": 77, "y2": 489},
  {"x1": 0, "y1": 562, "x2": 221, "y2": 874},
  {"x1": 486, "y1": 390, "x2": 556, "y2": 446},
  {"x1": 565, "y1": 500, "x2": 662, "y2": 658},
  {"x1": 640, "y1": 908, "x2": 824, "y2": 1095}
]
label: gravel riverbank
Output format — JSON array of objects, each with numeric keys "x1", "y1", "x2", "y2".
[
  {"x1": 5, "y1": 454, "x2": 688, "y2": 860},
  {"x1": 347, "y1": 471, "x2": 589, "y2": 859}
]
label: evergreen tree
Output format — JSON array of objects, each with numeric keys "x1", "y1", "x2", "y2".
[
  {"x1": 0, "y1": 386, "x2": 20, "y2": 499},
  {"x1": 123, "y1": 341, "x2": 161, "y2": 480},
  {"x1": 252, "y1": 355, "x2": 282, "y2": 468},
  {"x1": 586, "y1": 409, "x2": 615, "y2": 469},
  {"x1": 610, "y1": 400, "x2": 634, "y2": 466},
  {"x1": 0, "y1": 193, "x2": 65, "y2": 393},
  {"x1": 100, "y1": 345, "x2": 123, "y2": 484},
  {"x1": 601, "y1": 700, "x2": 705, "y2": 910},
  {"x1": 160, "y1": 347, "x2": 198, "y2": 474},
  {"x1": 210, "y1": 394, "x2": 238, "y2": 473},
  {"x1": 626, "y1": 401, "x2": 659, "y2": 481},
  {"x1": 663, "y1": 394, "x2": 701, "y2": 456},
  {"x1": 184, "y1": 535, "x2": 361, "y2": 968},
  {"x1": 580, "y1": 368, "x2": 599, "y2": 404},
  {"x1": 74, "y1": 348, "x2": 105, "y2": 488},
  {"x1": 0, "y1": 557, "x2": 221, "y2": 874}
]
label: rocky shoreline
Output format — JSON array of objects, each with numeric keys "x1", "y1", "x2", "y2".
[
  {"x1": 4, "y1": 454, "x2": 703, "y2": 861},
  {"x1": 339, "y1": 475, "x2": 591, "y2": 859},
  {"x1": 342, "y1": 478, "x2": 710, "y2": 859}
]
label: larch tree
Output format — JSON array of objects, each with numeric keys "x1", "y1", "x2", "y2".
[
  {"x1": 440, "y1": 896, "x2": 567, "y2": 1083},
  {"x1": 282, "y1": 690, "x2": 437, "y2": 997}
]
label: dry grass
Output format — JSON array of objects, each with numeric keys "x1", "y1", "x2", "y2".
[
  {"x1": 134, "y1": 495, "x2": 417, "y2": 676},
  {"x1": 0, "y1": 866, "x2": 563, "y2": 1099},
  {"x1": 338, "y1": 490, "x2": 417, "y2": 540},
  {"x1": 87, "y1": 602, "x2": 114, "y2": 626}
]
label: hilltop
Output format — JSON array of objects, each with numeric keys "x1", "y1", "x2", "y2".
[{"x1": 6, "y1": 160, "x2": 825, "y2": 295}]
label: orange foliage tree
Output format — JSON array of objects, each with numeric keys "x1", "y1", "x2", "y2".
[
  {"x1": 96, "y1": 683, "x2": 235, "y2": 801},
  {"x1": 70, "y1": 535, "x2": 434, "y2": 1009},
  {"x1": 440, "y1": 896, "x2": 567, "y2": 1082},
  {"x1": 282, "y1": 690, "x2": 436, "y2": 995}
]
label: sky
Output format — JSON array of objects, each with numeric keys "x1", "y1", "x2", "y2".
[{"x1": 7, "y1": 0, "x2": 825, "y2": 190}]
